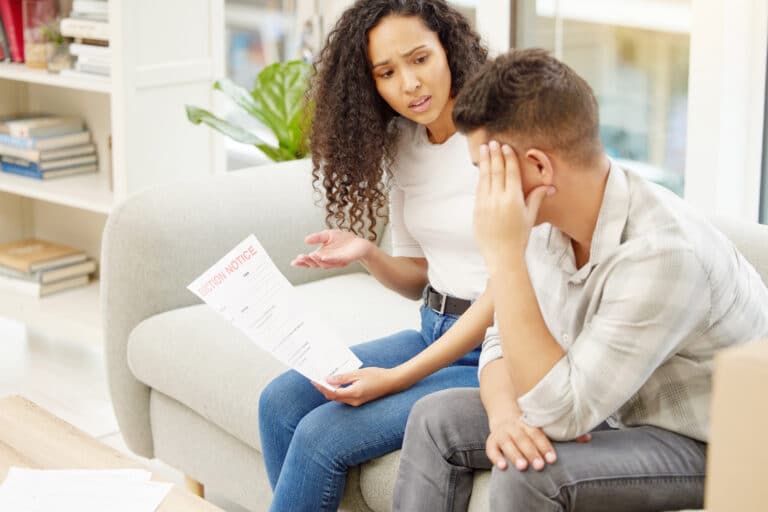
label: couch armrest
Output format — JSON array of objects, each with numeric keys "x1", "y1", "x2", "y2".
[{"x1": 101, "y1": 159, "x2": 372, "y2": 457}]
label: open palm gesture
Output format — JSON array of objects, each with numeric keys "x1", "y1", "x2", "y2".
[{"x1": 291, "y1": 229, "x2": 374, "y2": 269}]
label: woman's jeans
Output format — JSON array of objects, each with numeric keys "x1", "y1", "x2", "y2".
[{"x1": 258, "y1": 300, "x2": 482, "y2": 512}]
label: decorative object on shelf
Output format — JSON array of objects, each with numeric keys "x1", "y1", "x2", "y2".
[
  {"x1": 0, "y1": 0, "x2": 24, "y2": 62},
  {"x1": 21, "y1": 0, "x2": 57, "y2": 69},
  {"x1": 46, "y1": 37, "x2": 73, "y2": 73},
  {"x1": 186, "y1": 60, "x2": 312, "y2": 162}
]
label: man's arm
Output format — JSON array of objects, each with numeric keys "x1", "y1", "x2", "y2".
[
  {"x1": 490, "y1": 249, "x2": 710, "y2": 440},
  {"x1": 471, "y1": 140, "x2": 710, "y2": 441},
  {"x1": 489, "y1": 255, "x2": 564, "y2": 395},
  {"x1": 480, "y1": 358, "x2": 557, "y2": 471}
]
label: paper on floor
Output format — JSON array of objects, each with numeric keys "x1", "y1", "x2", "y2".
[{"x1": 0, "y1": 467, "x2": 172, "y2": 512}]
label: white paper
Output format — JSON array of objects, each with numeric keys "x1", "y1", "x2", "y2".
[
  {"x1": 0, "y1": 468, "x2": 172, "y2": 512},
  {"x1": 188, "y1": 234, "x2": 362, "y2": 390}
]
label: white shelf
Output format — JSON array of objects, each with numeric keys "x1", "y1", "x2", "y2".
[
  {"x1": 0, "y1": 0, "x2": 225, "y2": 342},
  {"x1": 0, "y1": 62, "x2": 111, "y2": 94},
  {"x1": 0, "y1": 172, "x2": 113, "y2": 214},
  {"x1": 0, "y1": 279, "x2": 102, "y2": 345}
]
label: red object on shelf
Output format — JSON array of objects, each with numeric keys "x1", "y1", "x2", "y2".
[{"x1": 0, "y1": 0, "x2": 24, "y2": 62}]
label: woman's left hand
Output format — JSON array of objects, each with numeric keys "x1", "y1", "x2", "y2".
[{"x1": 311, "y1": 367, "x2": 401, "y2": 407}]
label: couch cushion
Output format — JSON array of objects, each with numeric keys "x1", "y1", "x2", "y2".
[
  {"x1": 127, "y1": 272, "x2": 420, "y2": 453},
  {"x1": 358, "y1": 450, "x2": 490, "y2": 512}
]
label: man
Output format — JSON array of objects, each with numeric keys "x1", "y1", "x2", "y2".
[{"x1": 393, "y1": 48, "x2": 768, "y2": 511}]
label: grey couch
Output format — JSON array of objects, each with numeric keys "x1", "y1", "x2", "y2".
[{"x1": 102, "y1": 159, "x2": 768, "y2": 512}]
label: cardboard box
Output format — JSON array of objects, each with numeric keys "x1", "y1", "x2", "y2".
[{"x1": 705, "y1": 338, "x2": 768, "y2": 511}]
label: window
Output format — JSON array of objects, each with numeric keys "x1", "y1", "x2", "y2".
[
  {"x1": 514, "y1": 0, "x2": 690, "y2": 195},
  {"x1": 762, "y1": 48, "x2": 768, "y2": 224}
]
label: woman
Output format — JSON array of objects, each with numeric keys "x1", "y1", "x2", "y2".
[{"x1": 259, "y1": 1, "x2": 490, "y2": 510}]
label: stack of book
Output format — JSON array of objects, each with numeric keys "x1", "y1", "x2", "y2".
[
  {"x1": 0, "y1": 238, "x2": 96, "y2": 297},
  {"x1": 60, "y1": 0, "x2": 110, "y2": 79},
  {"x1": 0, "y1": 114, "x2": 97, "y2": 180}
]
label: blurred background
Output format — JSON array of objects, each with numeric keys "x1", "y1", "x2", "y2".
[{"x1": 223, "y1": 0, "x2": 689, "y2": 197}]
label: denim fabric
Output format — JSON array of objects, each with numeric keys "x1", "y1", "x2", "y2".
[
  {"x1": 394, "y1": 388, "x2": 707, "y2": 512},
  {"x1": 258, "y1": 300, "x2": 482, "y2": 512}
]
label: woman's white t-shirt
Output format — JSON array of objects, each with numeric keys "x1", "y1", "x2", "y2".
[{"x1": 389, "y1": 118, "x2": 488, "y2": 300}]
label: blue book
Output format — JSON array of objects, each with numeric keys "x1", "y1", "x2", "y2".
[
  {"x1": 1, "y1": 161, "x2": 97, "y2": 180},
  {"x1": 1, "y1": 162, "x2": 44, "y2": 179}
]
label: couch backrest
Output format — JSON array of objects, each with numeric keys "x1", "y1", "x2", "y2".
[{"x1": 710, "y1": 216, "x2": 768, "y2": 286}]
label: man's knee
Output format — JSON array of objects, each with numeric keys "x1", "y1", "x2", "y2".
[
  {"x1": 490, "y1": 463, "x2": 561, "y2": 509},
  {"x1": 405, "y1": 389, "x2": 478, "y2": 452}
]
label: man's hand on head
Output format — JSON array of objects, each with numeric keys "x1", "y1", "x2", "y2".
[{"x1": 472, "y1": 140, "x2": 554, "y2": 272}]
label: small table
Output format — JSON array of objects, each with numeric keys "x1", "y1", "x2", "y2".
[{"x1": 0, "y1": 395, "x2": 223, "y2": 511}]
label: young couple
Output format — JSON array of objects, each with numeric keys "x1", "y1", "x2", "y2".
[{"x1": 258, "y1": 1, "x2": 768, "y2": 511}]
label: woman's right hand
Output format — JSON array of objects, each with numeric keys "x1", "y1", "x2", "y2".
[{"x1": 291, "y1": 229, "x2": 375, "y2": 269}]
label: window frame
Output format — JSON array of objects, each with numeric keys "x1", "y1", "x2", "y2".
[
  {"x1": 761, "y1": 42, "x2": 768, "y2": 225},
  {"x1": 492, "y1": 0, "x2": 768, "y2": 222}
]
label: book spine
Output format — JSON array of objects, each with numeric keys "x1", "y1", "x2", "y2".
[
  {"x1": 2, "y1": 156, "x2": 38, "y2": 169},
  {"x1": 0, "y1": 133, "x2": 34, "y2": 148},
  {"x1": 60, "y1": 18, "x2": 109, "y2": 41},
  {"x1": 0, "y1": 143, "x2": 38, "y2": 160},
  {"x1": 0, "y1": 0, "x2": 23, "y2": 62},
  {"x1": 68, "y1": 42, "x2": 111, "y2": 58},
  {"x1": 34, "y1": 132, "x2": 91, "y2": 150},
  {"x1": 72, "y1": 0, "x2": 109, "y2": 14},
  {"x1": 0, "y1": 264, "x2": 39, "y2": 281},
  {"x1": 0, "y1": 6, "x2": 10, "y2": 61},
  {"x1": 1, "y1": 161, "x2": 43, "y2": 179},
  {"x1": 10, "y1": 121, "x2": 83, "y2": 138},
  {"x1": 75, "y1": 60, "x2": 110, "y2": 76}
]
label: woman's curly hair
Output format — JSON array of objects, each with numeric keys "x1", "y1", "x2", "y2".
[{"x1": 308, "y1": 0, "x2": 487, "y2": 240}]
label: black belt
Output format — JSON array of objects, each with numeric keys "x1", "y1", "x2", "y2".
[{"x1": 425, "y1": 285, "x2": 472, "y2": 316}]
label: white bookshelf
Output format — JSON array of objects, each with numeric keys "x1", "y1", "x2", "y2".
[
  {"x1": 0, "y1": 61, "x2": 112, "y2": 94},
  {"x1": 0, "y1": 0, "x2": 226, "y2": 342},
  {"x1": 0, "y1": 280, "x2": 102, "y2": 345},
  {"x1": 0, "y1": 171, "x2": 113, "y2": 213}
]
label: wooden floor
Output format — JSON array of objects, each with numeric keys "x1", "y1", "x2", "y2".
[{"x1": 0, "y1": 315, "x2": 249, "y2": 512}]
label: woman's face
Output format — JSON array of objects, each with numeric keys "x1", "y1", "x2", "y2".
[{"x1": 367, "y1": 15, "x2": 452, "y2": 126}]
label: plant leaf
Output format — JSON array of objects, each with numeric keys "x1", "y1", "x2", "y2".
[
  {"x1": 185, "y1": 105, "x2": 268, "y2": 146},
  {"x1": 186, "y1": 60, "x2": 313, "y2": 162},
  {"x1": 251, "y1": 61, "x2": 312, "y2": 155},
  {"x1": 256, "y1": 143, "x2": 296, "y2": 162},
  {"x1": 213, "y1": 79, "x2": 271, "y2": 128}
]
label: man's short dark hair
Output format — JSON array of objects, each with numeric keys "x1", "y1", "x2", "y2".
[{"x1": 453, "y1": 48, "x2": 602, "y2": 165}]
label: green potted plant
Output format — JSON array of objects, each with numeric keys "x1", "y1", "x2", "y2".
[{"x1": 186, "y1": 60, "x2": 313, "y2": 162}]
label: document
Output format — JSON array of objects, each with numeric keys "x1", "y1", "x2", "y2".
[
  {"x1": 188, "y1": 234, "x2": 362, "y2": 390},
  {"x1": 0, "y1": 468, "x2": 172, "y2": 512}
]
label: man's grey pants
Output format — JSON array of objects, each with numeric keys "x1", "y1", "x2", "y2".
[{"x1": 393, "y1": 388, "x2": 707, "y2": 512}]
